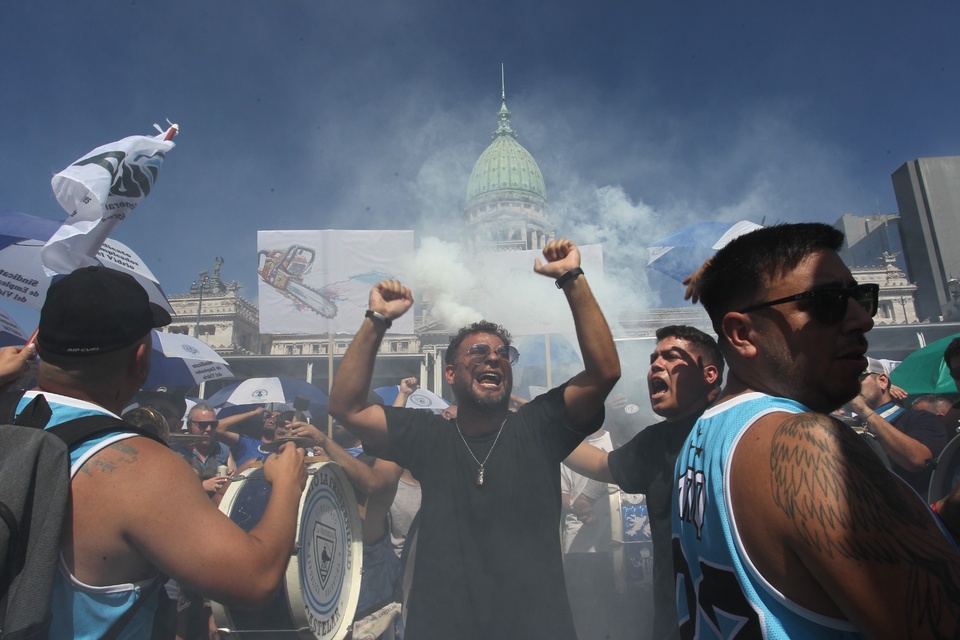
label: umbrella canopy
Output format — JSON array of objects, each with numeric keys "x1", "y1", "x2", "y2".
[
  {"x1": 0, "y1": 308, "x2": 28, "y2": 348},
  {"x1": 373, "y1": 386, "x2": 450, "y2": 414},
  {"x1": 0, "y1": 210, "x2": 172, "y2": 314},
  {"x1": 888, "y1": 333, "x2": 960, "y2": 396},
  {"x1": 647, "y1": 220, "x2": 763, "y2": 282},
  {"x1": 144, "y1": 330, "x2": 235, "y2": 389},
  {"x1": 207, "y1": 377, "x2": 328, "y2": 415}
]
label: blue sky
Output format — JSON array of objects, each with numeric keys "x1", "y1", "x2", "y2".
[{"x1": 3, "y1": 1, "x2": 959, "y2": 332}]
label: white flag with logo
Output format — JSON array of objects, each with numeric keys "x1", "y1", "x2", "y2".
[{"x1": 41, "y1": 126, "x2": 176, "y2": 276}]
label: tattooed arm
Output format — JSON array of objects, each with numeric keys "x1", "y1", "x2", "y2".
[{"x1": 730, "y1": 411, "x2": 960, "y2": 640}]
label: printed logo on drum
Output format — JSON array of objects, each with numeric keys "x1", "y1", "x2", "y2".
[
  {"x1": 180, "y1": 344, "x2": 201, "y2": 356},
  {"x1": 314, "y1": 522, "x2": 338, "y2": 589},
  {"x1": 252, "y1": 389, "x2": 269, "y2": 400},
  {"x1": 409, "y1": 395, "x2": 430, "y2": 407}
]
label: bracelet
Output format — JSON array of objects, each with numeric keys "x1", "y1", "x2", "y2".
[
  {"x1": 555, "y1": 267, "x2": 584, "y2": 289},
  {"x1": 364, "y1": 309, "x2": 392, "y2": 329}
]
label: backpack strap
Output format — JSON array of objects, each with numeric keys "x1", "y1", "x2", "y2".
[
  {"x1": 0, "y1": 389, "x2": 29, "y2": 425},
  {"x1": 47, "y1": 415, "x2": 168, "y2": 449}
]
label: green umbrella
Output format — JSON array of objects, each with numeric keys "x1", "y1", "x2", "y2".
[{"x1": 888, "y1": 332, "x2": 960, "y2": 395}]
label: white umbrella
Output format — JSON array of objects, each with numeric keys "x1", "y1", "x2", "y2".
[
  {"x1": 144, "y1": 330, "x2": 234, "y2": 389},
  {"x1": 207, "y1": 377, "x2": 328, "y2": 415},
  {"x1": 0, "y1": 211, "x2": 173, "y2": 314}
]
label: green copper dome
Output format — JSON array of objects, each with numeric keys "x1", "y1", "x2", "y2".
[{"x1": 465, "y1": 96, "x2": 547, "y2": 205}]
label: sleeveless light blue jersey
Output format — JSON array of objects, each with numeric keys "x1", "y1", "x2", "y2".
[
  {"x1": 672, "y1": 392, "x2": 864, "y2": 640},
  {"x1": 17, "y1": 391, "x2": 161, "y2": 640}
]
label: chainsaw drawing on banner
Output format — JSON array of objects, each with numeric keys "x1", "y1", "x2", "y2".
[{"x1": 258, "y1": 244, "x2": 393, "y2": 318}]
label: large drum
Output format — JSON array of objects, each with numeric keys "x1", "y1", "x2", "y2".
[
  {"x1": 929, "y1": 433, "x2": 960, "y2": 504},
  {"x1": 212, "y1": 461, "x2": 363, "y2": 640}
]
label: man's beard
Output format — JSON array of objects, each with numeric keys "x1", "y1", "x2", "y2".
[{"x1": 451, "y1": 372, "x2": 512, "y2": 413}]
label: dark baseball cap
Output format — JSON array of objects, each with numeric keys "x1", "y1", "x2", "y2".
[{"x1": 37, "y1": 266, "x2": 171, "y2": 357}]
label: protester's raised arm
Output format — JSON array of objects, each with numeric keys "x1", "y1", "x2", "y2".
[
  {"x1": 393, "y1": 377, "x2": 418, "y2": 408},
  {"x1": 214, "y1": 407, "x2": 263, "y2": 446},
  {"x1": 329, "y1": 280, "x2": 413, "y2": 451},
  {"x1": 534, "y1": 239, "x2": 620, "y2": 429}
]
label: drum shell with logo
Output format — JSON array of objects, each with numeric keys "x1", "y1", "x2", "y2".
[
  {"x1": 610, "y1": 490, "x2": 654, "y2": 594},
  {"x1": 212, "y1": 461, "x2": 362, "y2": 640}
]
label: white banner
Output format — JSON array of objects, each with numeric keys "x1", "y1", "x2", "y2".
[
  {"x1": 257, "y1": 230, "x2": 415, "y2": 335},
  {"x1": 42, "y1": 127, "x2": 176, "y2": 276}
]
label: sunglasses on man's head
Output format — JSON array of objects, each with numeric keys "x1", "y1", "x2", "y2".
[
  {"x1": 464, "y1": 343, "x2": 520, "y2": 365},
  {"x1": 738, "y1": 283, "x2": 879, "y2": 326}
]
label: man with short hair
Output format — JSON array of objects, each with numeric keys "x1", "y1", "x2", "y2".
[
  {"x1": 214, "y1": 407, "x2": 282, "y2": 470},
  {"x1": 137, "y1": 389, "x2": 188, "y2": 434},
  {"x1": 849, "y1": 357, "x2": 948, "y2": 494},
  {"x1": 178, "y1": 402, "x2": 235, "y2": 497},
  {"x1": 675, "y1": 223, "x2": 960, "y2": 638},
  {"x1": 329, "y1": 239, "x2": 620, "y2": 640},
  {"x1": 912, "y1": 393, "x2": 954, "y2": 418},
  {"x1": 17, "y1": 266, "x2": 307, "y2": 637},
  {"x1": 563, "y1": 324, "x2": 723, "y2": 640}
]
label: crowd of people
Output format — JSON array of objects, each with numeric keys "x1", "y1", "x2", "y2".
[{"x1": 1, "y1": 227, "x2": 960, "y2": 640}]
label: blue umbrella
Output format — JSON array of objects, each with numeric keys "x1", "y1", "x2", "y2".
[
  {"x1": 647, "y1": 220, "x2": 763, "y2": 282},
  {"x1": 143, "y1": 330, "x2": 235, "y2": 389}
]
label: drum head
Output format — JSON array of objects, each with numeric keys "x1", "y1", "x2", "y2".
[
  {"x1": 929, "y1": 433, "x2": 960, "y2": 503},
  {"x1": 212, "y1": 462, "x2": 362, "y2": 640},
  {"x1": 297, "y1": 462, "x2": 363, "y2": 640}
]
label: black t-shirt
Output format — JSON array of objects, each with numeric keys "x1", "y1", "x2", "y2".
[
  {"x1": 888, "y1": 406, "x2": 949, "y2": 495},
  {"x1": 607, "y1": 415, "x2": 698, "y2": 640},
  {"x1": 379, "y1": 386, "x2": 601, "y2": 640}
]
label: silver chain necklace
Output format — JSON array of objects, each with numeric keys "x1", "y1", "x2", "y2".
[{"x1": 455, "y1": 417, "x2": 507, "y2": 487}]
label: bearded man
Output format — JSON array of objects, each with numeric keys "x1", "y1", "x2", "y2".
[{"x1": 329, "y1": 239, "x2": 621, "y2": 640}]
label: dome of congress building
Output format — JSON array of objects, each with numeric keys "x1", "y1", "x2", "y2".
[
  {"x1": 462, "y1": 74, "x2": 554, "y2": 253},
  {"x1": 465, "y1": 100, "x2": 547, "y2": 206}
]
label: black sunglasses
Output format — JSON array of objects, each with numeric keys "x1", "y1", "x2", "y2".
[
  {"x1": 738, "y1": 283, "x2": 879, "y2": 326},
  {"x1": 465, "y1": 343, "x2": 520, "y2": 365},
  {"x1": 190, "y1": 420, "x2": 219, "y2": 430}
]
